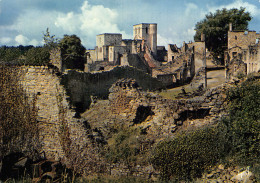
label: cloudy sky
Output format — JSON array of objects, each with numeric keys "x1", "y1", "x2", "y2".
[{"x1": 1, "y1": 0, "x2": 260, "y2": 49}]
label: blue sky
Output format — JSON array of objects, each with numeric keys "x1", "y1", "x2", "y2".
[{"x1": 1, "y1": 0, "x2": 260, "y2": 49}]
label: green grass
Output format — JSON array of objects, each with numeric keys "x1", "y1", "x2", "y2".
[{"x1": 159, "y1": 85, "x2": 194, "y2": 99}]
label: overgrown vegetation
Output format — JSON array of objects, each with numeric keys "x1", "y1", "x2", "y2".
[
  {"x1": 152, "y1": 73, "x2": 260, "y2": 181},
  {"x1": 0, "y1": 28, "x2": 59, "y2": 66},
  {"x1": 151, "y1": 126, "x2": 226, "y2": 181},
  {"x1": 224, "y1": 73, "x2": 260, "y2": 165},
  {"x1": 104, "y1": 128, "x2": 142, "y2": 165},
  {"x1": 59, "y1": 34, "x2": 86, "y2": 70},
  {"x1": 0, "y1": 65, "x2": 40, "y2": 179}
]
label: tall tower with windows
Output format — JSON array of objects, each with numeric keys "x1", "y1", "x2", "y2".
[{"x1": 133, "y1": 23, "x2": 157, "y2": 56}]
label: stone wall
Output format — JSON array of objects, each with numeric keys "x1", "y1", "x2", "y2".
[
  {"x1": 19, "y1": 66, "x2": 67, "y2": 159},
  {"x1": 96, "y1": 34, "x2": 123, "y2": 61},
  {"x1": 247, "y1": 45, "x2": 260, "y2": 73},
  {"x1": 61, "y1": 66, "x2": 165, "y2": 112},
  {"x1": 18, "y1": 66, "x2": 103, "y2": 174},
  {"x1": 83, "y1": 78, "x2": 229, "y2": 142},
  {"x1": 192, "y1": 41, "x2": 206, "y2": 73},
  {"x1": 228, "y1": 31, "x2": 259, "y2": 50},
  {"x1": 86, "y1": 49, "x2": 97, "y2": 65},
  {"x1": 226, "y1": 58, "x2": 247, "y2": 80}
]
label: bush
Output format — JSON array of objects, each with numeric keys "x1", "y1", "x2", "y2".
[
  {"x1": 151, "y1": 126, "x2": 226, "y2": 181},
  {"x1": 104, "y1": 129, "x2": 141, "y2": 165},
  {"x1": 224, "y1": 76, "x2": 260, "y2": 165}
]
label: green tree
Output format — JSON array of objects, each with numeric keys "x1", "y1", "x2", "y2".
[
  {"x1": 43, "y1": 28, "x2": 59, "y2": 50},
  {"x1": 194, "y1": 7, "x2": 251, "y2": 61},
  {"x1": 2, "y1": 47, "x2": 23, "y2": 63},
  {"x1": 25, "y1": 47, "x2": 50, "y2": 66},
  {"x1": 59, "y1": 34, "x2": 86, "y2": 70}
]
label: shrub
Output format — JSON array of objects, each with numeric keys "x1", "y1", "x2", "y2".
[
  {"x1": 104, "y1": 129, "x2": 141, "y2": 165},
  {"x1": 151, "y1": 126, "x2": 226, "y2": 181},
  {"x1": 224, "y1": 76, "x2": 260, "y2": 165}
]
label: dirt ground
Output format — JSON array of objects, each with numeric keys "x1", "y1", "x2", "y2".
[{"x1": 159, "y1": 69, "x2": 226, "y2": 99}]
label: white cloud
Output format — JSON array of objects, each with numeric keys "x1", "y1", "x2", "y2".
[
  {"x1": 0, "y1": 1, "x2": 131, "y2": 47},
  {"x1": 161, "y1": 3, "x2": 204, "y2": 48},
  {"x1": 185, "y1": 3, "x2": 199, "y2": 16},
  {"x1": 13, "y1": 9, "x2": 60, "y2": 37},
  {"x1": 29, "y1": 39, "x2": 40, "y2": 46},
  {"x1": 55, "y1": 1, "x2": 131, "y2": 48},
  {"x1": 15, "y1": 34, "x2": 29, "y2": 45},
  {"x1": 207, "y1": 0, "x2": 260, "y2": 16},
  {"x1": 0, "y1": 37, "x2": 12, "y2": 44},
  {"x1": 157, "y1": 34, "x2": 173, "y2": 48},
  {"x1": 164, "y1": 0, "x2": 260, "y2": 48},
  {"x1": 1, "y1": 0, "x2": 259, "y2": 49}
]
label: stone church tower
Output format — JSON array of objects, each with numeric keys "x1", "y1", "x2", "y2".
[{"x1": 133, "y1": 23, "x2": 157, "y2": 56}]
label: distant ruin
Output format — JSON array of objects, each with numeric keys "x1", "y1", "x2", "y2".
[
  {"x1": 81, "y1": 23, "x2": 206, "y2": 87},
  {"x1": 225, "y1": 23, "x2": 260, "y2": 79}
]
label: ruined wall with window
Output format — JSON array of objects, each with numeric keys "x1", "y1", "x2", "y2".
[
  {"x1": 86, "y1": 49, "x2": 97, "y2": 64},
  {"x1": 226, "y1": 27, "x2": 260, "y2": 77},
  {"x1": 228, "y1": 31, "x2": 259, "y2": 50},
  {"x1": 96, "y1": 34, "x2": 123, "y2": 61},
  {"x1": 247, "y1": 45, "x2": 260, "y2": 73},
  {"x1": 167, "y1": 44, "x2": 181, "y2": 62},
  {"x1": 108, "y1": 46, "x2": 126, "y2": 64}
]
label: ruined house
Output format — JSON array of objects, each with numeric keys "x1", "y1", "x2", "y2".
[
  {"x1": 225, "y1": 23, "x2": 260, "y2": 79},
  {"x1": 152, "y1": 34, "x2": 206, "y2": 86}
]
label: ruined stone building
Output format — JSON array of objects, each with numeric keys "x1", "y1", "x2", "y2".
[
  {"x1": 49, "y1": 23, "x2": 206, "y2": 87},
  {"x1": 151, "y1": 34, "x2": 206, "y2": 86},
  {"x1": 167, "y1": 38, "x2": 206, "y2": 74},
  {"x1": 225, "y1": 23, "x2": 260, "y2": 79},
  {"x1": 84, "y1": 23, "x2": 206, "y2": 87},
  {"x1": 85, "y1": 23, "x2": 161, "y2": 72}
]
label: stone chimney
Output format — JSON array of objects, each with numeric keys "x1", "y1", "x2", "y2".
[
  {"x1": 201, "y1": 33, "x2": 205, "y2": 42},
  {"x1": 229, "y1": 23, "x2": 233, "y2": 32}
]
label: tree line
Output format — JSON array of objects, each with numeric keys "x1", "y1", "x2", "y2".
[
  {"x1": 0, "y1": 28, "x2": 86, "y2": 68},
  {"x1": 0, "y1": 45, "x2": 50, "y2": 66}
]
